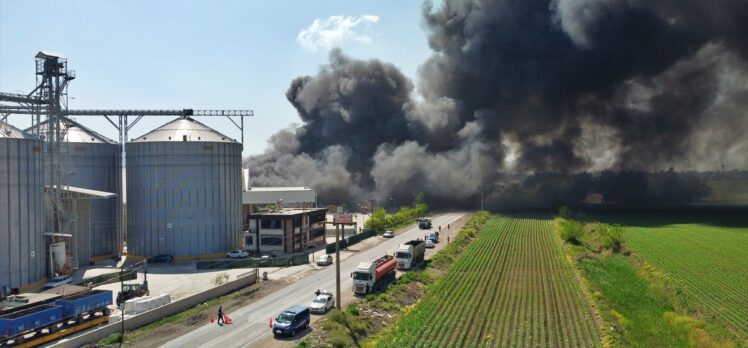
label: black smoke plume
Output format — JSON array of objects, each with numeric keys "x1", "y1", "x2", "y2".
[{"x1": 245, "y1": 0, "x2": 748, "y2": 206}]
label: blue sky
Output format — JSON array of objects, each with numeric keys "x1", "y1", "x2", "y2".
[{"x1": 0, "y1": 1, "x2": 432, "y2": 155}]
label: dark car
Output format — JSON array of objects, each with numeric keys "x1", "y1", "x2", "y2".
[
  {"x1": 147, "y1": 254, "x2": 174, "y2": 263},
  {"x1": 272, "y1": 305, "x2": 310, "y2": 337}
]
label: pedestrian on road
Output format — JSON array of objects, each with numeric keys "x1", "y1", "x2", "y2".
[
  {"x1": 217, "y1": 306, "x2": 224, "y2": 326},
  {"x1": 439, "y1": 225, "x2": 442, "y2": 231},
  {"x1": 448, "y1": 224, "x2": 451, "y2": 229}
]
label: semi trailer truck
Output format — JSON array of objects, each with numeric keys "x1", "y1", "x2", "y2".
[
  {"x1": 395, "y1": 240, "x2": 426, "y2": 270},
  {"x1": 351, "y1": 255, "x2": 396, "y2": 295}
]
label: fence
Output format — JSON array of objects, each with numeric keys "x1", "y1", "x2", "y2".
[
  {"x1": 325, "y1": 228, "x2": 377, "y2": 254},
  {"x1": 195, "y1": 253, "x2": 309, "y2": 270}
]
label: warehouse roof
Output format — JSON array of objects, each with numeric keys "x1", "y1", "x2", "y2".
[
  {"x1": 243, "y1": 186, "x2": 317, "y2": 204},
  {"x1": 45, "y1": 185, "x2": 116, "y2": 199},
  {"x1": 131, "y1": 116, "x2": 237, "y2": 143},
  {"x1": 28, "y1": 117, "x2": 117, "y2": 144},
  {"x1": 248, "y1": 187, "x2": 311, "y2": 192},
  {"x1": 250, "y1": 207, "x2": 327, "y2": 217},
  {"x1": 0, "y1": 121, "x2": 39, "y2": 140}
]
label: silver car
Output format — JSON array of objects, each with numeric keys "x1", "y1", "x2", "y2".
[{"x1": 317, "y1": 254, "x2": 333, "y2": 266}]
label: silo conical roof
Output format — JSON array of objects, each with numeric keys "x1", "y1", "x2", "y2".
[
  {"x1": 132, "y1": 116, "x2": 236, "y2": 143},
  {"x1": 0, "y1": 120, "x2": 39, "y2": 139},
  {"x1": 27, "y1": 117, "x2": 117, "y2": 144}
]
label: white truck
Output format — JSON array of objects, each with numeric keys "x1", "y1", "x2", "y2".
[
  {"x1": 395, "y1": 240, "x2": 426, "y2": 270},
  {"x1": 351, "y1": 255, "x2": 397, "y2": 295}
]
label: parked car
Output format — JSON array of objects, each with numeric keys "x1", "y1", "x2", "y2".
[
  {"x1": 317, "y1": 254, "x2": 333, "y2": 266},
  {"x1": 272, "y1": 305, "x2": 310, "y2": 337},
  {"x1": 147, "y1": 254, "x2": 174, "y2": 263},
  {"x1": 309, "y1": 292, "x2": 334, "y2": 314},
  {"x1": 227, "y1": 250, "x2": 249, "y2": 259},
  {"x1": 42, "y1": 275, "x2": 72, "y2": 290},
  {"x1": 425, "y1": 239, "x2": 435, "y2": 248},
  {"x1": 383, "y1": 230, "x2": 394, "y2": 238}
]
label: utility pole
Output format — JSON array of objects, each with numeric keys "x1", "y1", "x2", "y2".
[{"x1": 335, "y1": 224, "x2": 341, "y2": 309}]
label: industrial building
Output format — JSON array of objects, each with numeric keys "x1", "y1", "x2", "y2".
[
  {"x1": 0, "y1": 51, "x2": 253, "y2": 291},
  {"x1": 126, "y1": 116, "x2": 243, "y2": 258},
  {"x1": 0, "y1": 121, "x2": 46, "y2": 294},
  {"x1": 246, "y1": 208, "x2": 327, "y2": 255}
]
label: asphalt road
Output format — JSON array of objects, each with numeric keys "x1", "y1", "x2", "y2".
[{"x1": 160, "y1": 212, "x2": 466, "y2": 348}]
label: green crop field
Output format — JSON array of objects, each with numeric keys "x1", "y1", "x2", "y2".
[
  {"x1": 621, "y1": 217, "x2": 748, "y2": 340},
  {"x1": 377, "y1": 216, "x2": 601, "y2": 347}
]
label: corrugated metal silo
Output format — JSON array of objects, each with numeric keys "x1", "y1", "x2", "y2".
[
  {"x1": 0, "y1": 121, "x2": 45, "y2": 291},
  {"x1": 32, "y1": 118, "x2": 121, "y2": 264},
  {"x1": 126, "y1": 117, "x2": 242, "y2": 257}
]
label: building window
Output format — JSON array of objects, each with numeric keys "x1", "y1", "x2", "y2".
[
  {"x1": 261, "y1": 235, "x2": 283, "y2": 246},
  {"x1": 261, "y1": 219, "x2": 282, "y2": 229},
  {"x1": 244, "y1": 235, "x2": 254, "y2": 246},
  {"x1": 310, "y1": 213, "x2": 325, "y2": 224}
]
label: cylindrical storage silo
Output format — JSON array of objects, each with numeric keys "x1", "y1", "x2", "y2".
[
  {"x1": 126, "y1": 117, "x2": 242, "y2": 257},
  {"x1": 31, "y1": 118, "x2": 121, "y2": 264},
  {"x1": 0, "y1": 121, "x2": 45, "y2": 291}
]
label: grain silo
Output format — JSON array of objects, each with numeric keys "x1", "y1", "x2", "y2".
[
  {"x1": 0, "y1": 121, "x2": 45, "y2": 292},
  {"x1": 126, "y1": 117, "x2": 242, "y2": 257},
  {"x1": 31, "y1": 118, "x2": 121, "y2": 265}
]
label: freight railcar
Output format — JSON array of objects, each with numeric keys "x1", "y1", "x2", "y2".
[{"x1": 0, "y1": 290, "x2": 112, "y2": 347}]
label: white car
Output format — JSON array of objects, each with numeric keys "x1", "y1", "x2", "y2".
[
  {"x1": 42, "y1": 275, "x2": 72, "y2": 290},
  {"x1": 425, "y1": 239, "x2": 435, "y2": 248},
  {"x1": 227, "y1": 250, "x2": 249, "y2": 259},
  {"x1": 309, "y1": 293, "x2": 334, "y2": 314},
  {"x1": 383, "y1": 230, "x2": 394, "y2": 238},
  {"x1": 317, "y1": 254, "x2": 333, "y2": 266}
]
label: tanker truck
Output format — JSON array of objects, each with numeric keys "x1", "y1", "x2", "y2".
[
  {"x1": 395, "y1": 240, "x2": 425, "y2": 270},
  {"x1": 351, "y1": 255, "x2": 396, "y2": 295}
]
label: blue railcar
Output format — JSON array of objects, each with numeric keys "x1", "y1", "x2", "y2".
[
  {"x1": 0, "y1": 304, "x2": 62, "y2": 338},
  {"x1": 55, "y1": 290, "x2": 112, "y2": 317}
]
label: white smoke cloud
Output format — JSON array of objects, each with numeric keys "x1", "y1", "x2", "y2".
[{"x1": 297, "y1": 15, "x2": 380, "y2": 52}]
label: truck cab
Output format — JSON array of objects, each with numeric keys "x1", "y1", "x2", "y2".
[
  {"x1": 395, "y1": 240, "x2": 425, "y2": 270},
  {"x1": 351, "y1": 255, "x2": 396, "y2": 295},
  {"x1": 352, "y1": 263, "x2": 375, "y2": 295}
]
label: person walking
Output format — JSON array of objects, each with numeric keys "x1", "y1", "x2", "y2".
[{"x1": 217, "y1": 306, "x2": 224, "y2": 326}]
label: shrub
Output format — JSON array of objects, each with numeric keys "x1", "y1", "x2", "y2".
[
  {"x1": 556, "y1": 218, "x2": 584, "y2": 244},
  {"x1": 211, "y1": 272, "x2": 230, "y2": 286},
  {"x1": 329, "y1": 329, "x2": 351, "y2": 348},
  {"x1": 558, "y1": 205, "x2": 573, "y2": 219},
  {"x1": 328, "y1": 309, "x2": 346, "y2": 325},
  {"x1": 599, "y1": 223, "x2": 625, "y2": 253},
  {"x1": 347, "y1": 303, "x2": 360, "y2": 316}
]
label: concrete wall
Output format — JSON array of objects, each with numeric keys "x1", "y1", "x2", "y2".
[{"x1": 50, "y1": 269, "x2": 258, "y2": 348}]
